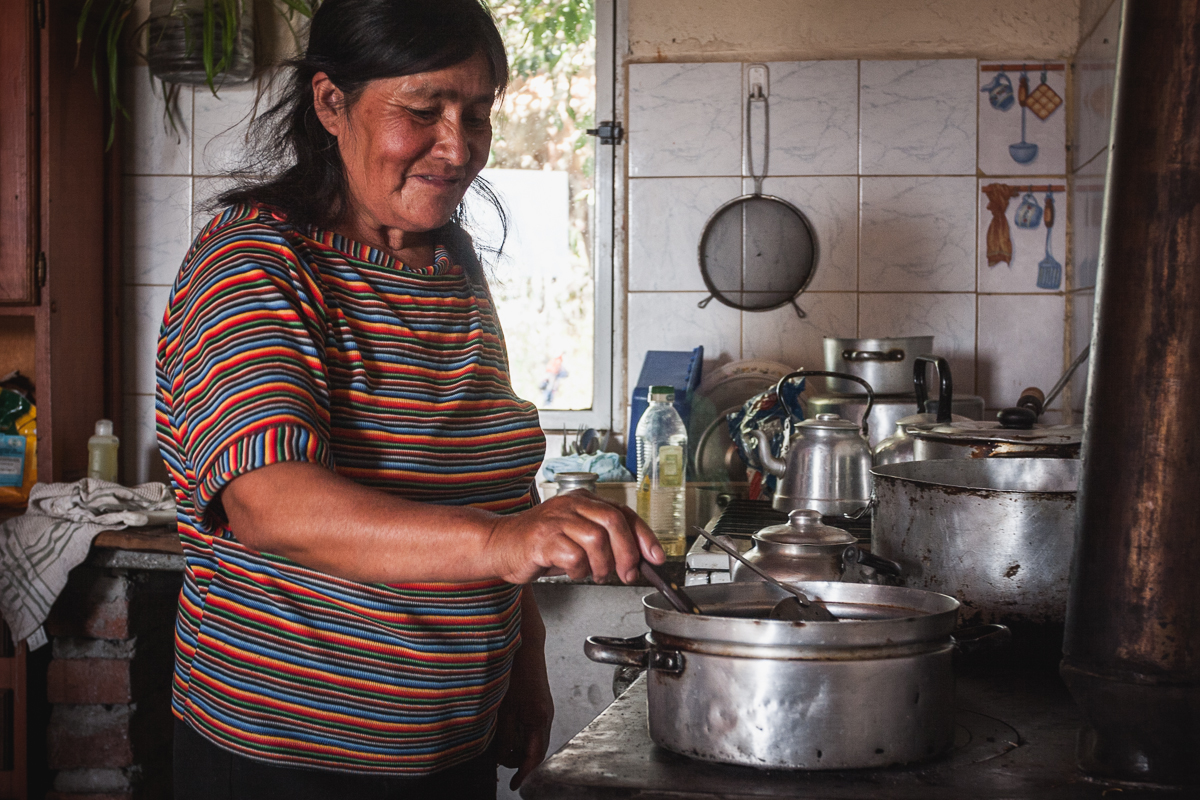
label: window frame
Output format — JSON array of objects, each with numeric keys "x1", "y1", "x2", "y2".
[{"x1": 527, "y1": 0, "x2": 622, "y2": 433}]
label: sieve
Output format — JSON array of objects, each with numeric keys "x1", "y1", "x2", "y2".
[{"x1": 698, "y1": 73, "x2": 817, "y2": 318}]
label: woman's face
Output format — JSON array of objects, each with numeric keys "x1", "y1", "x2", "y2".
[{"x1": 314, "y1": 53, "x2": 496, "y2": 240}]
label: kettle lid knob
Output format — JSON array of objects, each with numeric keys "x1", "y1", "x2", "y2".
[{"x1": 788, "y1": 509, "x2": 822, "y2": 527}]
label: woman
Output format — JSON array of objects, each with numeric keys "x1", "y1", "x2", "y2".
[{"x1": 155, "y1": 1, "x2": 661, "y2": 797}]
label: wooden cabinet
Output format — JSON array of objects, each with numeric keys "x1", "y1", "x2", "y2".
[{"x1": 0, "y1": 0, "x2": 116, "y2": 795}]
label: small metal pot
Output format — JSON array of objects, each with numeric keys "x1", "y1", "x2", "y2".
[
  {"x1": 823, "y1": 336, "x2": 934, "y2": 395},
  {"x1": 584, "y1": 582, "x2": 1009, "y2": 770},
  {"x1": 733, "y1": 509, "x2": 901, "y2": 583}
]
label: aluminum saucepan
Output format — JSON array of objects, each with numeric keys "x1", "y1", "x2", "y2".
[{"x1": 584, "y1": 581, "x2": 1008, "y2": 770}]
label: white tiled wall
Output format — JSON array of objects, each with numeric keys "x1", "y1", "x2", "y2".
[
  {"x1": 1068, "y1": 0, "x2": 1121, "y2": 414},
  {"x1": 121, "y1": 71, "x2": 264, "y2": 484},
  {"x1": 626, "y1": 57, "x2": 1073, "y2": 420}
]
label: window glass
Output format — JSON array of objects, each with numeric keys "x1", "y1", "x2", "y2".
[{"x1": 478, "y1": 1, "x2": 596, "y2": 411}]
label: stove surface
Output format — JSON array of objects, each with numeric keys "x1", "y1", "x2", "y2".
[{"x1": 522, "y1": 667, "x2": 1185, "y2": 799}]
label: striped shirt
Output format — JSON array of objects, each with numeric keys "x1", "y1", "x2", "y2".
[{"x1": 155, "y1": 204, "x2": 545, "y2": 774}]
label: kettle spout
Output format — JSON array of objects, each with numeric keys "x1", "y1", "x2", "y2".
[{"x1": 751, "y1": 430, "x2": 787, "y2": 478}]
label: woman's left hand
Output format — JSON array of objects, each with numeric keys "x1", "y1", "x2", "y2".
[{"x1": 496, "y1": 590, "x2": 554, "y2": 790}]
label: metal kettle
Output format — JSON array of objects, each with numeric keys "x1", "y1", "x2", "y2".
[
  {"x1": 749, "y1": 370, "x2": 875, "y2": 516},
  {"x1": 873, "y1": 354, "x2": 970, "y2": 466},
  {"x1": 732, "y1": 509, "x2": 902, "y2": 584}
]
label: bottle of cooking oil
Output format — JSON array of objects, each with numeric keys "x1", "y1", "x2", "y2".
[
  {"x1": 87, "y1": 419, "x2": 119, "y2": 483},
  {"x1": 635, "y1": 386, "x2": 687, "y2": 557}
]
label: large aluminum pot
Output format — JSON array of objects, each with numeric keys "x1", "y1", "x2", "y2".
[
  {"x1": 872, "y1": 459, "x2": 1079, "y2": 627},
  {"x1": 585, "y1": 582, "x2": 1000, "y2": 770},
  {"x1": 823, "y1": 336, "x2": 934, "y2": 395}
]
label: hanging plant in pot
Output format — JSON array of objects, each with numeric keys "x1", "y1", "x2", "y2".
[{"x1": 77, "y1": 0, "x2": 320, "y2": 145}]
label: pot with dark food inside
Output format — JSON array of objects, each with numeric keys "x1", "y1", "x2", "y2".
[{"x1": 584, "y1": 582, "x2": 1008, "y2": 770}]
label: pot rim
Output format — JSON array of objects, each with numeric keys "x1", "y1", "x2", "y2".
[
  {"x1": 872, "y1": 458, "x2": 1080, "y2": 494},
  {"x1": 643, "y1": 582, "x2": 959, "y2": 649}
]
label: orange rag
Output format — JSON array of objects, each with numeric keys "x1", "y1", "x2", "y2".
[{"x1": 982, "y1": 183, "x2": 1022, "y2": 266}]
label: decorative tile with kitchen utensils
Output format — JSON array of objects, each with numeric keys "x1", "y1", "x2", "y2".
[
  {"x1": 747, "y1": 176, "x2": 858, "y2": 293},
  {"x1": 628, "y1": 63, "x2": 743, "y2": 178},
  {"x1": 747, "y1": 61, "x2": 858, "y2": 177},
  {"x1": 977, "y1": 178, "x2": 1067, "y2": 293},
  {"x1": 123, "y1": 175, "x2": 194, "y2": 286},
  {"x1": 977, "y1": 293, "x2": 1066, "y2": 410},
  {"x1": 859, "y1": 176, "x2": 977, "y2": 293},
  {"x1": 742, "y1": 292, "x2": 857, "y2": 371},
  {"x1": 628, "y1": 177, "x2": 741, "y2": 292},
  {"x1": 626, "y1": 292, "x2": 741, "y2": 389},
  {"x1": 859, "y1": 59, "x2": 978, "y2": 175},
  {"x1": 1074, "y1": 1, "x2": 1121, "y2": 171},
  {"x1": 857, "y1": 292, "x2": 977, "y2": 394},
  {"x1": 978, "y1": 61, "x2": 1067, "y2": 176}
]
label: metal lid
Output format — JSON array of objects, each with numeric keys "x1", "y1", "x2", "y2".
[
  {"x1": 911, "y1": 420, "x2": 1083, "y2": 446},
  {"x1": 555, "y1": 471, "x2": 599, "y2": 490},
  {"x1": 797, "y1": 413, "x2": 860, "y2": 432},
  {"x1": 754, "y1": 509, "x2": 856, "y2": 546}
]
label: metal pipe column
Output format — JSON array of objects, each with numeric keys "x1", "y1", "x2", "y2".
[{"x1": 1061, "y1": 0, "x2": 1200, "y2": 787}]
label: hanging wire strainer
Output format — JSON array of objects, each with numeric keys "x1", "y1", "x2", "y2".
[{"x1": 698, "y1": 71, "x2": 818, "y2": 318}]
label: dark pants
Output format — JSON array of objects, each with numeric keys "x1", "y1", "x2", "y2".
[{"x1": 173, "y1": 719, "x2": 498, "y2": 800}]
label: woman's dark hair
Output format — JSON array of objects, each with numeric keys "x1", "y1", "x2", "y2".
[{"x1": 219, "y1": 0, "x2": 509, "y2": 252}]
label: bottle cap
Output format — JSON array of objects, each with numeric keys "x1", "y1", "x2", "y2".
[
  {"x1": 95, "y1": 419, "x2": 113, "y2": 436},
  {"x1": 648, "y1": 385, "x2": 676, "y2": 401}
]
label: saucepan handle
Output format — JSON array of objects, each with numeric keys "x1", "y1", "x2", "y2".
[
  {"x1": 855, "y1": 549, "x2": 903, "y2": 577},
  {"x1": 584, "y1": 635, "x2": 650, "y2": 668},
  {"x1": 950, "y1": 624, "x2": 1012, "y2": 657}
]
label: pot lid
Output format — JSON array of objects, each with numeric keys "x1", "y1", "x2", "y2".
[
  {"x1": 892, "y1": 411, "x2": 971, "y2": 431},
  {"x1": 797, "y1": 413, "x2": 860, "y2": 432},
  {"x1": 755, "y1": 509, "x2": 856, "y2": 546},
  {"x1": 910, "y1": 420, "x2": 1083, "y2": 446}
]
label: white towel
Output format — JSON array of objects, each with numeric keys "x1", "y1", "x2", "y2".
[{"x1": 0, "y1": 479, "x2": 174, "y2": 647}]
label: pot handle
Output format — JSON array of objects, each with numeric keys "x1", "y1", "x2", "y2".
[
  {"x1": 912, "y1": 356, "x2": 953, "y2": 423},
  {"x1": 584, "y1": 635, "x2": 650, "y2": 668},
  {"x1": 853, "y1": 548, "x2": 902, "y2": 577},
  {"x1": 775, "y1": 370, "x2": 875, "y2": 440},
  {"x1": 950, "y1": 624, "x2": 1012, "y2": 657},
  {"x1": 584, "y1": 635, "x2": 686, "y2": 675},
  {"x1": 841, "y1": 348, "x2": 905, "y2": 363}
]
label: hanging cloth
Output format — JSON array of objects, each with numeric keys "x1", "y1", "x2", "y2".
[{"x1": 982, "y1": 183, "x2": 1022, "y2": 266}]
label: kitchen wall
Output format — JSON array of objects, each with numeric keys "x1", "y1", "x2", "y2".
[
  {"x1": 1069, "y1": 0, "x2": 1120, "y2": 415},
  {"x1": 624, "y1": 55, "x2": 1072, "y2": 422},
  {"x1": 120, "y1": 72, "x2": 272, "y2": 484},
  {"x1": 117, "y1": 1, "x2": 1118, "y2": 481}
]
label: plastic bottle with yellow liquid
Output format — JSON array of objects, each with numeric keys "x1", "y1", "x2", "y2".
[{"x1": 635, "y1": 386, "x2": 687, "y2": 557}]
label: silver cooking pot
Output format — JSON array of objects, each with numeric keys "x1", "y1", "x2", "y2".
[
  {"x1": 872, "y1": 458, "x2": 1079, "y2": 627},
  {"x1": 823, "y1": 336, "x2": 934, "y2": 395},
  {"x1": 584, "y1": 582, "x2": 1009, "y2": 770},
  {"x1": 909, "y1": 421, "x2": 1082, "y2": 460}
]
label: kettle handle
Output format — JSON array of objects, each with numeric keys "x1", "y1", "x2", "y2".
[
  {"x1": 912, "y1": 356, "x2": 953, "y2": 423},
  {"x1": 774, "y1": 370, "x2": 874, "y2": 440}
]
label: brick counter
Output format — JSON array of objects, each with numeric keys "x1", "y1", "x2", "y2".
[{"x1": 42, "y1": 530, "x2": 183, "y2": 800}]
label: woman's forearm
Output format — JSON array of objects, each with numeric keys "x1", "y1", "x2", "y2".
[
  {"x1": 220, "y1": 461, "x2": 503, "y2": 583},
  {"x1": 219, "y1": 461, "x2": 665, "y2": 586}
]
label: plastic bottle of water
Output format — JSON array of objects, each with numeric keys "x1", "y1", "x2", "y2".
[{"x1": 635, "y1": 386, "x2": 688, "y2": 557}]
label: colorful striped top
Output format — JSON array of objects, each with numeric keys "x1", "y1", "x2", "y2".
[{"x1": 155, "y1": 204, "x2": 546, "y2": 774}]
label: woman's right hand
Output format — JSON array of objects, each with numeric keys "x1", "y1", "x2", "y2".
[{"x1": 486, "y1": 492, "x2": 664, "y2": 585}]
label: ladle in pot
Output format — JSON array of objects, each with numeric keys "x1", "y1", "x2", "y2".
[
  {"x1": 695, "y1": 528, "x2": 838, "y2": 621},
  {"x1": 639, "y1": 560, "x2": 703, "y2": 615}
]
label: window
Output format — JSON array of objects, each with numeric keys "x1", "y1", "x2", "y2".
[{"x1": 476, "y1": 0, "x2": 616, "y2": 430}]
